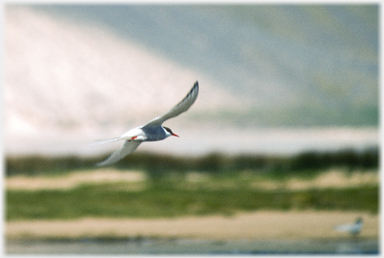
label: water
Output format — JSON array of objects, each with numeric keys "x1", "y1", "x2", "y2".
[{"x1": 7, "y1": 238, "x2": 378, "y2": 255}]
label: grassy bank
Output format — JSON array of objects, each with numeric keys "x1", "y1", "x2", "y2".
[
  {"x1": 6, "y1": 147, "x2": 378, "y2": 179},
  {"x1": 5, "y1": 148, "x2": 379, "y2": 221},
  {"x1": 6, "y1": 179, "x2": 378, "y2": 221}
]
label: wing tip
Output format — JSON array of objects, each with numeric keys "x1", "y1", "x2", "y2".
[
  {"x1": 95, "y1": 159, "x2": 110, "y2": 167},
  {"x1": 192, "y1": 80, "x2": 199, "y2": 96},
  {"x1": 194, "y1": 81, "x2": 199, "y2": 89}
]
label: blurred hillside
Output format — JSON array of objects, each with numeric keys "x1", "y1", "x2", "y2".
[
  {"x1": 29, "y1": 5, "x2": 378, "y2": 127},
  {"x1": 5, "y1": 5, "x2": 378, "y2": 156}
]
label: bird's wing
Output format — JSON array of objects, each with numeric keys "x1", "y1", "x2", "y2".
[
  {"x1": 335, "y1": 224, "x2": 353, "y2": 232},
  {"x1": 96, "y1": 140, "x2": 142, "y2": 167},
  {"x1": 142, "y1": 81, "x2": 199, "y2": 128}
]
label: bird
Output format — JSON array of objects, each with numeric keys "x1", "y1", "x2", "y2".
[
  {"x1": 94, "y1": 81, "x2": 199, "y2": 166},
  {"x1": 334, "y1": 217, "x2": 363, "y2": 236}
]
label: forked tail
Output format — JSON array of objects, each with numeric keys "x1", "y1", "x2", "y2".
[{"x1": 90, "y1": 137, "x2": 122, "y2": 145}]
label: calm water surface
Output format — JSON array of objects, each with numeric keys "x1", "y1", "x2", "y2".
[{"x1": 7, "y1": 238, "x2": 378, "y2": 255}]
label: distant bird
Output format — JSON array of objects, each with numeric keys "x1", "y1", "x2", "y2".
[
  {"x1": 334, "y1": 217, "x2": 363, "y2": 236},
  {"x1": 95, "y1": 81, "x2": 199, "y2": 166}
]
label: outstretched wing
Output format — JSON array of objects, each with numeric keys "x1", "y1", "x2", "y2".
[
  {"x1": 96, "y1": 140, "x2": 142, "y2": 167},
  {"x1": 142, "y1": 81, "x2": 199, "y2": 128},
  {"x1": 335, "y1": 224, "x2": 351, "y2": 232}
]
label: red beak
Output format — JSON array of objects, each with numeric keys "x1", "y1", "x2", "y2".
[{"x1": 172, "y1": 133, "x2": 179, "y2": 137}]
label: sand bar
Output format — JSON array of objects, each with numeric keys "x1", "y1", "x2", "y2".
[{"x1": 6, "y1": 211, "x2": 378, "y2": 241}]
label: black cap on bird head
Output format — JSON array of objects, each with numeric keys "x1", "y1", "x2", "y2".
[{"x1": 164, "y1": 126, "x2": 179, "y2": 137}]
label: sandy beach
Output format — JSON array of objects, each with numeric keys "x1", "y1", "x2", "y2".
[
  {"x1": 6, "y1": 169, "x2": 379, "y2": 241},
  {"x1": 6, "y1": 210, "x2": 378, "y2": 241}
]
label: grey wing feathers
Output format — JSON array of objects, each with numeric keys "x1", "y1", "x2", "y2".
[
  {"x1": 143, "y1": 81, "x2": 199, "y2": 128},
  {"x1": 96, "y1": 140, "x2": 142, "y2": 166}
]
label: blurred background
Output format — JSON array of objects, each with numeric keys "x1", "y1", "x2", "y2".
[
  {"x1": 5, "y1": 4, "x2": 378, "y2": 156},
  {"x1": 5, "y1": 4, "x2": 379, "y2": 255}
]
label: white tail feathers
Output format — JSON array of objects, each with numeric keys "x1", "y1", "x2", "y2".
[{"x1": 90, "y1": 137, "x2": 122, "y2": 145}]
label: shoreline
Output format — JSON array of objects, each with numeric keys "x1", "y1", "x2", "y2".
[{"x1": 6, "y1": 210, "x2": 378, "y2": 241}]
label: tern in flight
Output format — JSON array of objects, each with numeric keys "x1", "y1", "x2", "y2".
[{"x1": 95, "y1": 81, "x2": 199, "y2": 166}]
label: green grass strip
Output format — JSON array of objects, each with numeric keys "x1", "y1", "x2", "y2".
[{"x1": 6, "y1": 184, "x2": 378, "y2": 221}]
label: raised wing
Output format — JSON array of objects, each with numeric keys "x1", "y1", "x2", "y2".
[
  {"x1": 96, "y1": 140, "x2": 142, "y2": 167},
  {"x1": 142, "y1": 81, "x2": 199, "y2": 128}
]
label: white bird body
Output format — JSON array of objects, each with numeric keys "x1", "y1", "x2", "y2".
[
  {"x1": 121, "y1": 127, "x2": 148, "y2": 141},
  {"x1": 95, "y1": 81, "x2": 199, "y2": 166},
  {"x1": 334, "y1": 217, "x2": 363, "y2": 236}
]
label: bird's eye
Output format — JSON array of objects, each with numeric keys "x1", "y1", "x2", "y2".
[{"x1": 164, "y1": 127, "x2": 172, "y2": 133}]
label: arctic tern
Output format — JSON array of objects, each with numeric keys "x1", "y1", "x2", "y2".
[{"x1": 95, "y1": 81, "x2": 199, "y2": 166}]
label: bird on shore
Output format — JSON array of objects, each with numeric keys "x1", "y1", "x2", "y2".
[
  {"x1": 334, "y1": 217, "x2": 363, "y2": 236},
  {"x1": 94, "y1": 81, "x2": 199, "y2": 166}
]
